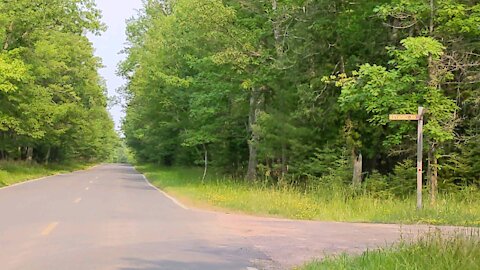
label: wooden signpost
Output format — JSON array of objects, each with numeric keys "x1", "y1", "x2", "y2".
[{"x1": 389, "y1": 107, "x2": 425, "y2": 210}]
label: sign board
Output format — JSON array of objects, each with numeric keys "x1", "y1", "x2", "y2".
[{"x1": 389, "y1": 114, "x2": 419, "y2": 121}]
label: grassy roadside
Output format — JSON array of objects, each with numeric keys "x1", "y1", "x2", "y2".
[
  {"x1": 299, "y1": 232, "x2": 480, "y2": 270},
  {"x1": 137, "y1": 164, "x2": 480, "y2": 227},
  {"x1": 0, "y1": 161, "x2": 95, "y2": 187}
]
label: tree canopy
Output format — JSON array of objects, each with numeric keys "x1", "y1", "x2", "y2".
[
  {"x1": 0, "y1": 0, "x2": 117, "y2": 163},
  {"x1": 121, "y1": 0, "x2": 479, "y2": 194}
]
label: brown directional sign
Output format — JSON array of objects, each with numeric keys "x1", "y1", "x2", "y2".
[{"x1": 389, "y1": 114, "x2": 419, "y2": 121}]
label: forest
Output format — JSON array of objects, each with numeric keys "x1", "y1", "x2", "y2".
[
  {"x1": 121, "y1": 0, "x2": 479, "y2": 199},
  {"x1": 0, "y1": 1, "x2": 478, "y2": 267},
  {"x1": 0, "y1": 0, "x2": 117, "y2": 164}
]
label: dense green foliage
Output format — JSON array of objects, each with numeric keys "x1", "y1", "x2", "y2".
[
  {"x1": 300, "y1": 232, "x2": 480, "y2": 270},
  {"x1": 122, "y1": 1, "x2": 479, "y2": 197},
  {"x1": 0, "y1": 0, "x2": 117, "y2": 164},
  {"x1": 111, "y1": 140, "x2": 135, "y2": 164}
]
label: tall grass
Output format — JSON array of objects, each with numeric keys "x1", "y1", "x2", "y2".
[
  {"x1": 300, "y1": 231, "x2": 480, "y2": 270},
  {"x1": 138, "y1": 164, "x2": 480, "y2": 226},
  {"x1": 0, "y1": 161, "x2": 92, "y2": 187}
]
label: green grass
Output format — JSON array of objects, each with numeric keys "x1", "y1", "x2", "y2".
[
  {"x1": 299, "y1": 231, "x2": 480, "y2": 270},
  {"x1": 138, "y1": 164, "x2": 480, "y2": 227},
  {"x1": 0, "y1": 161, "x2": 94, "y2": 187}
]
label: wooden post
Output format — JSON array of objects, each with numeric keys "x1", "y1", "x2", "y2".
[
  {"x1": 389, "y1": 106, "x2": 425, "y2": 210},
  {"x1": 416, "y1": 107, "x2": 424, "y2": 210}
]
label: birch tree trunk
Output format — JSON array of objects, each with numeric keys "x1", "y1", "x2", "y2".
[
  {"x1": 352, "y1": 151, "x2": 363, "y2": 187},
  {"x1": 3, "y1": 22, "x2": 13, "y2": 51},
  {"x1": 246, "y1": 88, "x2": 264, "y2": 181},
  {"x1": 26, "y1": 147, "x2": 33, "y2": 163},
  {"x1": 44, "y1": 147, "x2": 51, "y2": 165},
  {"x1": 202, "y1": 144, "x2": 208, "y2": 183},
  {"x1": 428, "y1": 145, "x2": 438, "y2": 204}
]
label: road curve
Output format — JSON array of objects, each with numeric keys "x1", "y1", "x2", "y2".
[{"x1": 0, "y1": 164, "x2": 459, "y2": 270}]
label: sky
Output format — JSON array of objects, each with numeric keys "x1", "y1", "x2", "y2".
[{"x1": 88, "y1": 0, "x2": 143, "y2": 131}]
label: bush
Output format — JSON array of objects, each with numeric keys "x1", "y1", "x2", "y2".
[
  {"x1": 363, "y1": 170, "x2": 392, "y2": 199},
  {"x1": 389, "y1": 160, "x2": 417, "y2": 197}
]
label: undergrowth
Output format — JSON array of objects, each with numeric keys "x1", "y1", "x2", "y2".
[{"x1": 137, "y1": 164, "x2": 480, "y2": 226}]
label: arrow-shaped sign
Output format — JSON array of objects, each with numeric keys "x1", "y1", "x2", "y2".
[{"x1": 389, "y1": 114, "x2": 420, "y2": 121}]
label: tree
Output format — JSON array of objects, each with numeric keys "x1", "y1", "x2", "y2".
[
  {"x1": 0, "y1": 0, "x2": 117, "y2": 163},
  {"x1": 375, "y1": 0, "x2": 480, "y2": 201},
  {"x1": 121, "y1": 0, "x2": 479, "y2": 196},
  {"x1": 338, "y1": 37, "x2": 458, "y2": 199}
]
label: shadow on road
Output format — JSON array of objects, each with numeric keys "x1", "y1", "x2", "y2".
[{"x1": 118, "y1": 258, "x2": 244, "y2": 270}]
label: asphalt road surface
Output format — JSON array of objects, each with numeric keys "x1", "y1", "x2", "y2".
[{"x1": 0, "y1": 164, "x2": 458, "y2": 270}]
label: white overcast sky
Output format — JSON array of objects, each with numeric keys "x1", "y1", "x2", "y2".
[{"x1": 88, "y1": 0, "x2": 143, "y2": 131}]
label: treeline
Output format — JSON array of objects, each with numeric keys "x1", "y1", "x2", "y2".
[
  {"x1": 121, "y1": 0, "x2": 479, "y2": 195},
  {"x1": 0, "y1": 0, "x2": 117, "y2": 163}
]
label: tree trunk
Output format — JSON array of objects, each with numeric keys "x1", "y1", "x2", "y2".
[
  {"x1": 271, "y1": 0, "x2": 283, "y2": 56},
  {"x1": 44, "y1": 147, "x2": 51, "y2": 165},
  {"x1": 246, "y1": 88, "x2": 263, "y2": 181},
  {"x1": 352, "y1": 150, "x2": 363, "y2": 187},
  {"x1": 431, "y1": 155, "x2": 438, "y2": 205},
  {"x1": 428, "y1": 145, "x2": 438, "y2": 205},
  {"x1": 201, "y1": 144, "x2": 208, "y2": 183},
  {"x1": 272, "y1": 0, "x2": 288, "y2": 180},
  {"x1": 3, "y1": 22, "x2": 13, "y2": 51},
  {"x1": 281, "y1": 142, "x2": 287, "y2": 181},
  {"x1": 427, "y1": 0, "x2": 439, "y2": 205},
  {"x1": 26, "y1": 147, "x2": 33, "y2": 163},
  {"x1": 427, "y1": 0, "x2": 436, "y2": 85}
]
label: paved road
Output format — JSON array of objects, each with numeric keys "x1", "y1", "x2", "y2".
[{"x1": 0, "y1": 164, "x2": 459, "y2": 270}]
